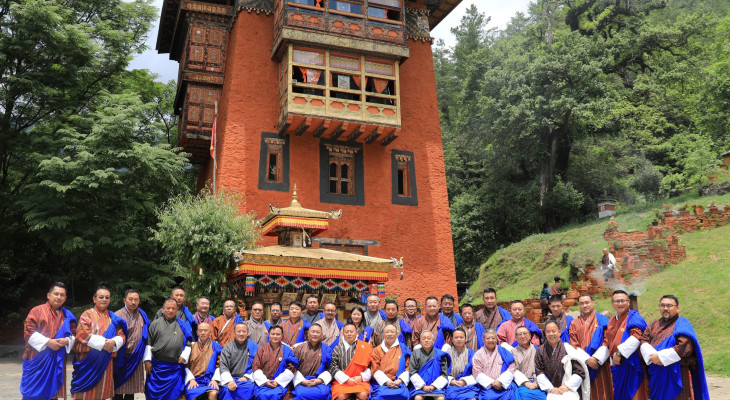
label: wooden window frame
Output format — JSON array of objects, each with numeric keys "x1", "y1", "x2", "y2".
[
  {"x1": 258, "y1": 132, "x2": 290, "y2": 192},
  {"x1": 391, "y1": 150, "x2": 417, "y2": 205},
  {"x1": 320, "y1": 139, "x2": 364, "y2": 205}
]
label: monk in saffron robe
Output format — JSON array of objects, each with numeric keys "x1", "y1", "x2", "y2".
[
  {"x1": 245, "y1": 301, "x2": 271, "y2": 347},
  {"x1": 71, "y1": 286, "x2": 128, "y2": 400},
  {"x1": 219, "y1": 323, "x2": 259, "y2": 400},
  {"x1": 370, "y1": 323, "x2": 411, "y2": 400},
  {"x1": 496, "y1": 301, "x2": 541, "y2": 348},
  {"x1": 471, "y1": 330, "x2": 516, "y2": 400},
  {"x1": 281, "y1": 302, "x2": 310, "y2": 346},
  {"x1": 212, "y1": 300, "x2": 245, "y2": 347},
  {"x1": 473, "y1": 289, "x2": 510, "y2": 331},
  {"x1": 114, "y1": 289, "x2": 149, "y2": 400},
  {"x1": 409, "y1": 330, "x2": 451, "y2": 400},
  {"x1": 292, "y1": 324, "x2": 333, "y2": 400},
  {"x1": 330, "y1": 323, "x2": 373, "y2": 400},
  {"x1": 252, "y1": 324, "x2": 298, "y2": 400},
  {"x1": 640, "y1": 295, "x2": 709, "y2": 400},
  {"x1": 413, "y1": 297, "x2": 454, "y2": 352},
  {"x1": 568, "y1": 295, "x2": 611, "y2": 399},
  {"x1": 596, "y1": 290, "x2": 647, "y2": 400},
  {"x1": 511, "y1": 326, "x2": 545, "y2": 400},
  {"x1": 372, "y1": 300, "x2": 413, "y2": 348},
  {"x1": 445, "y1": 328, "x2": 478, "y2": 400},
  {"x1": 457, "y1": 304, "x2": 484, "y2": 352},
  {"x1": 185, "y1": 322, "x2": 222, "y2": 400},
  {"x1": 545, "y1": 296, "x2": 572, "y2": 343},
  {"x1": 315, "y1": 302, "x2": 343, "y2": 347},
  {"x1": 20, "y1": 282, "x2": 77, "y2": 400},
  {"x1": 144, "y1": 298, "x2": 193, "y2": 400},
  {"x1": 535, "y1": 322, "x2": 589, "y2": 400}
]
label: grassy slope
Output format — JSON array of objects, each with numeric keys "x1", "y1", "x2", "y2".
[{"x1": 466, "y1": 190, "x2": 730, "y2": 375}]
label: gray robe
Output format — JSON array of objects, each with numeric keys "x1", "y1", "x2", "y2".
[
  {"x1": 409, "y1": 347, "x2": 449, "y2": 380},
  {"x1": 245, "y1": 318, "x2": 269, "y2": 347},
  {"x1": 148, "y1": 317, "x2": 190, "y2": 363},
  {"x1": 301, "y1": 311, "x2": 322, "y2": 324},
  {"x1": 220, "y1": 339, "x2": 252, "y2": 378},
  {"x1": 365, "y1": 311, "x2": 383, "y2": 328}
]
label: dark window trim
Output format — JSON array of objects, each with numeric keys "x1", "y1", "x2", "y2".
[
  {"x1": 320, "y1": 138, "x2": 364, "y2": 205},
  {"x1": 391, "y1": 149, "x2": 417, "y2": 205},
  {"x1": 258, "y1": 132, "x2": 290, "y2": 192}
]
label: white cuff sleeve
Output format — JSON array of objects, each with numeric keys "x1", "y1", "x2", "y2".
[
  {"x1": 180, "y1": 345, "x2": 191, "y2": 363},
  {"x1": 514, "y1": 370, "x2": 529, "y2": 386},
  {"x1": 360, "y1": 368, "x2": 371, "y2": 382},
  {"x1": 28, "y1": 332, "x2": 50, "y2": 352},
  {"x1": 617, "y1": 336, "x2": 641, "y2": 358},
  {"x1": 433, "y1": 375, "x2": 448, "y2": 390},
  {"x1": 374, "y1": 370, "x2": 390, "y2": 386},
  {"x1": 253, "y1": 370, "x2": 268, "y2": 386},
  {"x1": 397, "y1": 371, "x2": 410, "y2": 385},
  {"x1": 574, "y1": 348, "x2": 591, "y2": 363},
  {"x1": 143, "y1": 345, "x2": 152, "y2": 362},
  {"x1": 244, "y1": 373, "x2": 253, "y2": 380},
  {"x1": 213, "y1": 368, "x2": 221, "y2": 383},
  {"x1": 476, "y1": 373, "x2": 494, "y2": 389},
  {"x1": 185, "y1": 368, "x2": 195, "y2": 384},
  {"x1": 112, "y1": 336, "x2": 124, "y2": 352},
  {"x1": 65, "y1": 336, "x2": 75, "y2": 353},
  {"x1": 500, "y1": 343, "x2": 515, "y2": 352},
  {"x1": 413, "y1": 344, "x2": 422, "y2": 351},
  {"x1": 565, "y1": 374, "x2": 583, "y2": 391},
  {"x1": 221, "y1": 371, "x2": 234, "y2": 384},
  {"x1": 441, "y1": 343, "x2": 452, "y2": 353},
  {"x1": 318, "y1": 371, "x2": 333, "y2": 385},
  {"x1": 410, "y1": 373, "x2": 426, "y2": 389},
  {"x1": 462, "y1": 375, "x2": 477, "y2": 386},
  {"x1": 657, "y1": 348, "x2": 682, "y2": 366},
  {"x1": 87, "y1": 334, "x2": 107, "y2": 351},
  {"x1": 334, "y1": 371, "x2": 350, "y2": 385},
  {"x1": 294, "y1": 371, "x2": 306, "y2": 387},
  {"x1": 640, "y1": 343, "x2": 658, "y2": 364},
  {"x1": 497, "y1": 370, "x2": 513, "y2": 387},
  {"x1": 537, "y1": 374, "x2": 554, "y2": 391},
  {"x1": 275, "y1": 369, "x2": 295, "y2": 387},
  {"x1": 593, "y1": 346, "x2": 610, "y2": 365}
]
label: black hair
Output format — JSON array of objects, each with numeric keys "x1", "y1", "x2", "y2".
[
  {"x1": 348, "y1": 306, "x2": 365, "y2": 327},
  {"x1": 49, "y1": 282, "x2": 67, "y2": 293},
  {"x1": 289, "y1": 302, "x2": 303, "y2": 310},
  {"x1": 270, "y1": 302, "x2": 282, "y2": 310},
  {"x1": 171, "y1": 286, "x2": 185, "y2": 294},
  {"x1": 578, "y1": 294, "x2": 594, "y2": 302},
  {"x1": 384, "y1": 299, "x2": 399, "y2": 310},
  {"x1": 124, "y1": 288, "x2": 140, "y2": 298},
  {"x1": 459, "y1": 303, "x2": 473, "y2": 313},
  {"x1": 268, "y1": 325, "x2": 284, "y2": 334},
  {"x1": 483, "y1": 288, "x2": 497, "y2": 295},
  {"x1": 554, "y1": 276, "x2": 561, "y2": 282},
  {"x1": 453, "y1": 327, "x2": 467, "y2": 337},
  {"x1": 660, "y1": 295, "x2": 679, "y2": 306},
  {"x1": 548, "y1": 295, "x2": 563, "y2": 304},
  {"x1": 425, "y1": 296, "x2": 439, "y2": 304},
  {"x1": 510, "y1": 300, "x2": 524, "y2": 307},
  {"x1": 342, "y1": 322, "x2": 357, "y2": 331},
  {"x1": 196, "y1": 295, "x2": 210, "y2": 303},
  {"x1": 543, "y1": 320, "x2": 561, "y2": 337},
  {"x1": 440, "y1": 294, "x2": 455, "y2": 302},
  {"x1": 94, "y1": 285, "x2": 111, "y2": 296},
  {"x1": 612, "y1": 290, "x2": 629, "y2": 298},
  {"x1": 250, "y1": 300, "x2": 264, "y2": 308},
  {"x1": 305, "y1": 295, "x2": 319, "y2": 303},
  {"x1": 543, "y1": 282, "x2": 549, "y2": 289},
  {"x1": 163, "y1": 297, "x2": 177, "y2": 306}
]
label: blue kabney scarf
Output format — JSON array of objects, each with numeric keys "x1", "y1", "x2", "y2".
[
  {"x1": 610, "y1": 310, "x2": 647, "y2": 400},
  {"x1": 114, "y1": 308, "x2": 150, "y2": 388},
  {"x1": 71, "y1": 310, "x2": 128, "y2": 394},
  {"x1": 145, "y1": 318, "x2": 194, "y2": 400},
  {"x1": 20, "y1": 308, "x2": 77, "y2": 400},
  {"x1": 184, "y1": 340, "x2": 223, "y2": 400},
  {"x1": 410, "y1": 347, "x2": 452, "y2": 398},
  {"x1": 585, "y1": 312, "x2": 609, "y2": 383}
]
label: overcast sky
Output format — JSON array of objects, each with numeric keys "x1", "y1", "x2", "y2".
[{"x1": 128, "y1": 0, "x2": 533, "y2": 82}]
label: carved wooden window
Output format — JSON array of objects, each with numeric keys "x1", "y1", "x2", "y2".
[
  {"x1": 330, "y1": 0, "x2": 364, "y2": 16},
  {"x1": 391, "y1": 150, "x2": 416, "y2": 205},
  {"x1": 367, "y1": 0, "x2": 401, "y2": 23},
  {"x1": 264, "y1": 138, "x2": 285, "y2": 182},
  {"x1": 326, "y1": 144, "x2": 357, "y2": 195},
  {"x1": 396, "y1": 153, "x2": 410, "y2": 196}
]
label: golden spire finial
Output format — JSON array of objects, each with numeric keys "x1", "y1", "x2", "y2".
[{"x1": 290, "y1": 184, "x2": 301, "y2": 208}]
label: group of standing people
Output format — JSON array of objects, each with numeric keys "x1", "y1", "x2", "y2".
[{"x1": 21, "y1": 284, "x2": 708, "y2": 400}]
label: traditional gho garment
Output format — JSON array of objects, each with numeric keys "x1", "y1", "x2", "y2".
[
  {"x1": 252, "y1": 341, "x2": 298, "y2": 400},
  {"x1": 281, "y1": 317, "x2": 310, "y2": 346},
  {"x1": 366, "y1": 310, "x2": 384, "y2": 328},
  {"x1": 534, "y1": 342, "x2": 589, "y2": 400},
  {"x1": 20, "y1": 303, "x2": 77, "y2": 400},
  {"x1": 403, "y1": 314, "x2": 423, "y2": 334},
  {"x1": 315, "y1": 318, "x2": 343, "y2": 347},
  {"x1": 412, "y1": 315, "x2": 454, "y2": 351},
  {"x1": 71, "y1": 307, "x2": 128, "y2": 400},
  {"x1": 193, "y1": 312, "x2": 214, "y2": 326},
  {"x1": 212, "y1": 314, "x2": 244, "y2": 347},
  {"x1": 329, "y1": 339, "x2": 373, "y2": 398},
  {"x1": 372, "y1": 313, "x2": 413, "y2": 348},
  {"x1": 549, "y1": 283, "x2": 563, "y2": 297},
  {"x1": 640, "y1": 315, "x2": 709, "y2": 400},
  {"x1": 370, "y1": 340, "x2": 411, "y2": 400},
  {"x1": 266, "y1": 318, "x2": 282, "y2": 327},
  {"x1": 185, "y1": 339, "x2": 223, "y2": 400},
  {"x1": 471, "y1": 345, "x2": 516, "y2": 400},
  {"x1": 496, "y1": 318, "x2": 542, "y2": 347},
  {"x1": 546, "y1": 313, "x2": 573, "y2": 343},
  {"x1": 458, "y1": 322, "x2": 484, "y2": 352},
  {"x1": 597, "y1": 310, "x2": 647, "y2": 400},
  {"x1": 474, "y1": 307, "x2": 510, "y2": 331},
  {"x1": 409, "y1": 346, "x2": 451, "y2": 398},
  {"x1": 568, "y1": 310, "x2": 611, "y2": 399},
  {"x1": 113, "y1": 306, "x2": 149, "y2": 396},
  {"x1": 292, "y1": 341, "x2": 333, "y2": 400},
  {"x1": 144, "y1": 317, "x2": 193, "y2": 400},
  {"x1": 156, "y1": 305, "x2": 196, "y2": 335},
  {"x1": 445, "y1": 347, "x2": 478, "y2": 400},
  {"x1": 511, "y1": 344, "x2": 545, "y2": 400},
  {"x1": 441, "y1": 312, "x2": 463, "y2": 329},
  {"x1": 245, "y1": 317, "x2": 272, "y2": 347},
  {"x1": 218, "y1": 338, "x2": 259, "y2": 400},
  {"x1": 349, "y1": 321, "x2": 374, "y2": 343},
  {"x1": 301, "y1": 311, "x2": 324, "y2": 324}
]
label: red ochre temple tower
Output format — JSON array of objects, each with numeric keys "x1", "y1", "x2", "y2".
[{"x1": 156, "y1": 0, "x2": 461, "y2": 304}]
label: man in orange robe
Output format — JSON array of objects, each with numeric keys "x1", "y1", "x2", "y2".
[
  {"x1": 568, "y1": 294, "x2": 612, "y2": 400},
  {"x1": 329, "y1": 323, "x2": 373, "y2": 400}
]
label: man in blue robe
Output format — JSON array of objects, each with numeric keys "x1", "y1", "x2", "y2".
[
  {"x1": 145, "y1": 298, "x2": 193, "y2": 400},
  {"x1": 372, "y1": 300, "x2": 413, "y2": 348},
  {"x1": 410, "y1": 330, "x2": 452, "y2": 400},
  {"x1": 440, "y1": 295, "x2": 463, "y2": 328},
  {"x1": 218, "y1": 323, "x2": 259, "y2": 400},
  {"x1": 292, "y1": 324, "x2": 333, "y2": 400},
  {"x1": 185, "y1": 322, "x2": 222, "y2": 400},
  {"x1": 446, "y1": 328, "x2": 478, "y2": 400},
  {"x1": 413, "y1": 297, "x2": 455, "y2": 352},
  {"x1": 155, "y1": 287, "x2": 196, "y2": 333},
  {"x1": 252, "y1": 325, "x2": 298, "y2": 400},
  {"x1": 472, "y1": 330, "x2": 517, "y2": 400},
  {"x1": 546, "y1": 296, "x2": 573, "y2": 343}
]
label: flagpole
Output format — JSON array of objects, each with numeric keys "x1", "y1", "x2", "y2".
[{"x1": 213, "y1": 101, "x2": 217, "y2": 195}]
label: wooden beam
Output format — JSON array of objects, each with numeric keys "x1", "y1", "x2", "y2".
[
  {"x1": 295, "y1": 118, "x2": 311, "y2": 136},
  {"x1": 365, "y1": 126, "x2": 384, "y2": 145},
  {"x1": 348, "y1": 125, "x2": 364, "y2": 142},
  {"x1": 380, "y1": 128, "x2": 399, "y2": 146},
  {"x1": 313, "y1": 120, "x2": 329, "y2": 138},
  {"x1": 331, "y1": 122, "x2": 348, "y2": 140},
  {"x1": 278, "y1": 116, "x2": 293, "y2": 137}
]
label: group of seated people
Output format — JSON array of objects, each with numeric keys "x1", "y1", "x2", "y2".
[{"x1": 21, "y1": 284, "x2": 709, "y2": 400}]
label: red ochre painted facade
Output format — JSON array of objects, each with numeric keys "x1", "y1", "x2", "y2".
[{"x1": 158, "y1": 0, "x2": 460, "y2": 306}]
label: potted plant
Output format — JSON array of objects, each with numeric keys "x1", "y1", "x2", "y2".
[
  {"x1": 693, "y1": 203, "x2": 705, "y2": 215},
  {"x1": 708, "y1": 200, "x2": 719, "y2": 214},
  {"x1": 678, "y1": 204, "x2": 690, "y2": 217},
  {"x1": 607, "y1": 218, "x2": 619, "y2": 232},
  {"x1": 662, "y1": 203, "x2": 674, "y2": 217}
]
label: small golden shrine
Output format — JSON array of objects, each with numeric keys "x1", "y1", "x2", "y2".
[{"x1": 230, "y1": 186, "x2": 395, "y2": 314}]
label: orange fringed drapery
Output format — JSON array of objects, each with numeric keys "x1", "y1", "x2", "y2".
[{"x1": 299, "y1": 67, "x2": 322, "y2": 84}]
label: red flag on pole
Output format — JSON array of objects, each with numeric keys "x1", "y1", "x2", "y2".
[{"x1": 209, "y1": 118, "x2": 216, "y2": 159}]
